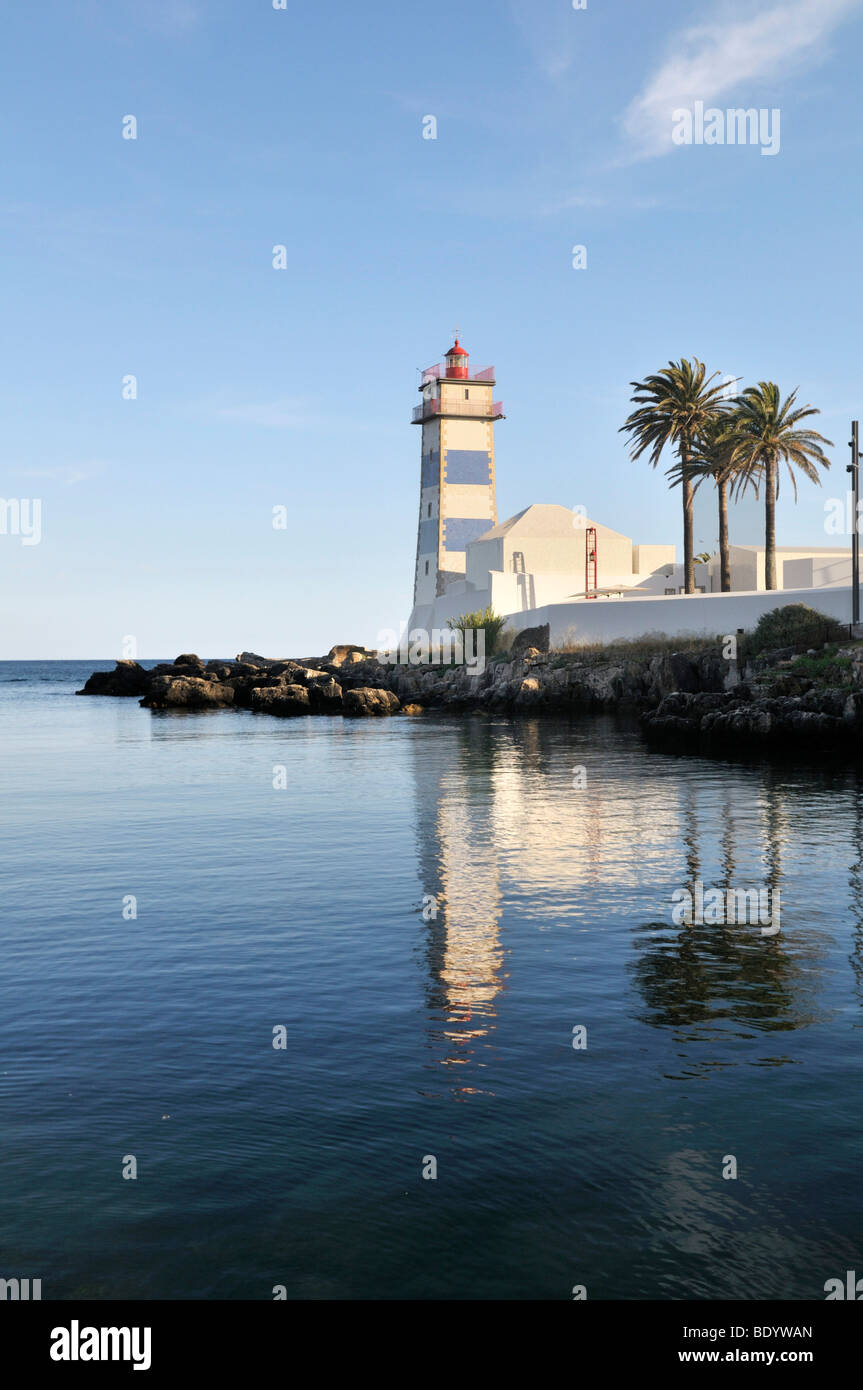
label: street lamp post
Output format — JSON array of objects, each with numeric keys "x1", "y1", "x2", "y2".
[{"x1": 848, "y1": 421, "x2": 860, "y2": 628}]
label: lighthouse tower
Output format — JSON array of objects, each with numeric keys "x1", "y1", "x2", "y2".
[{"x1": 411, "y1": 337, "x2": 504, "y2": 613}]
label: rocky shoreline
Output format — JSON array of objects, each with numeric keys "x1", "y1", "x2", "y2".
[{"x1": 76, "y1": 630, "x2": 863, "y2": 754}]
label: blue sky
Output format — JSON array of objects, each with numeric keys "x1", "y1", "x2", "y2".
[{"x1": 2, "y1": 0, "x2": 862, "y2": 657}]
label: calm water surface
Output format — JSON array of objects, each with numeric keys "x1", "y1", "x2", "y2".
[{"x1": 1, "y1": 660, "x2": 862, "y2": 1300}]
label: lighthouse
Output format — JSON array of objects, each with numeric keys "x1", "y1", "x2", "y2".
[{"x1": 411, "y1": 337, "x2": 504, "y2": 611}]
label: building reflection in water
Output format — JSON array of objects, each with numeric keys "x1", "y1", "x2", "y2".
[
  {"x1": 410, "y1": 717, "x2": 856, "y2": 1089},
  {"x1": 409, "y1": 715, "x2": 651, "y2": 1092},
  {"x1": 411, "y1": 721, "x2": 506, "y2": 1094}
]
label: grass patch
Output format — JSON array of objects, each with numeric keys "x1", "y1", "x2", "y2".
[
  {"x1": 554, "y1": 632, "x2": 720, "y2": 663},
  {"x1": 788, "y1": 646, "x2": 852, "y2": 684}
]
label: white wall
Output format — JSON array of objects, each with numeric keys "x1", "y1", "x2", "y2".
[
  {"x1": 503, "y1": 585, "x2": 857, "y2": 647},
  {"x1": 466, "y1": 536, "x2": 503, "y2": 587},
  {"x1": 777, "y1": 550, "x2": 851, "y2": 587},
  {"x1": 501, "y1": 528, "x2": 633, "y2": 582},
  {"x1": 727, "y1": 547, "x2": 761, "y2": 591},
  {"x1": 784, "y1": 556, "x2": 852, "y2": 589},
  {"x1": 632, "y1": 544, "x2": 676, "y2": 574},
  {"x1": 637, "y1": 561, "x2": 711, "y2": 595}
]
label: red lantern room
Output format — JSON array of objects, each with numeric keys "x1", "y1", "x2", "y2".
[{"x1": 444, "y1": 337, "x2": 469, "y2": 379}]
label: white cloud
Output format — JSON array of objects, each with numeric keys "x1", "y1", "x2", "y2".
[
  {"x1": 622, "y1": 0, "x2": 863, "y2": 160},
  {"x1": 11, "y1": 463, "x2": 104, "y2": 485}
]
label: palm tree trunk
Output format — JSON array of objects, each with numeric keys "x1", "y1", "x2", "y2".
[
  {"x1": 765, "y1": 457, "x2": 777, "y2": 589},
  {"x1": 681, "y1": 440, "x2": 695, "y2": 593},
  {"x1": 718, "y1": 478, "x2": 730, "y2": 591}
]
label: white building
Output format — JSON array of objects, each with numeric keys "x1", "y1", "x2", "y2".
[
  {"x1": 409, "y1": 337, "x2": 676, "y2": 635},
  {"x1": 407, "y1": 339, "x2": 856, "y2": 644}
]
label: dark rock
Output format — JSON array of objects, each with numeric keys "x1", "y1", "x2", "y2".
[
  {"x1": 171, "y1": 664, "x2": 209, "y2": 680},
  {"x1": 325, "y1": 645, "x2": 376, "y2": 668},
  {"x1": 334, "y1": 659, "x2": 389, "y2": 690},
  {"x1": 665, "y1": 652, "x2": 702, "y2": 693},
  {"x1": 343, "y1": 688, "x2": 400, "y2": 717},
  {"x1": 225, "y1": 676, "x2": 258, "y2": 708},
  {"x1": 249, "y1": 684, "x2": 311, "y2": 716},
  {"x1": 236, "y1": 651, "x2": 275, "y2": 667},
  {"x1": 702, "y1": 708, "x2": 774, "y2": 739},
  {"x1": 307, "y1": 677, "x2": 343, "y2": 713},
  {"x1": 141, "y1": 676, "x2": 235, "y2": 709},
  {"x1": 755, "y1": 646, "x2": 797, "y2": 669},
  {"x1": 510, "y1": 624, "x2": 550, "y2": 660},
  {"x1": 514, "y1": 676, "x2": 544, "y2": 706},
  {"x1": 269, "y1": 661, "x2": 306, "y2": 680},
  {"x1": 800, "y1": 687, "x2": 849, "y2": 717},
  {"x1": 75, "y1": 634, "x2": 863, "y2": 753},
  {"x1": 76, "y1": 660, "x2": 151, "y2": 697}
]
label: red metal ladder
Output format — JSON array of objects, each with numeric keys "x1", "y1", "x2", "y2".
[{"x1": 585, "y1": 526, "x2": 598, "y2": 598}]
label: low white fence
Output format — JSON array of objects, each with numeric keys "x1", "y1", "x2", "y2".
[{"x1": 505, "y1": 585, "x2": 858, "y2": 648}]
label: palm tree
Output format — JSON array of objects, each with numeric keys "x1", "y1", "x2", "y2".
[
  {"x1": 726, "y1": 383, "x2": 832, "y2": 590},
  {"x1": 666, "y1": 410, "x2": 741, "y2": 591},
  {"x1": 620, "y1": 359, "x2": 728, "y2": 593}
]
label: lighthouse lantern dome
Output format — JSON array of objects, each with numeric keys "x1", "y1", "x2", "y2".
[{"x1": 444, "y1": 338, "x2": 469, "y2": 380}]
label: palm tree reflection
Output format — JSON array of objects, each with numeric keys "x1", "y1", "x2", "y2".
[{"x1": 630, "y1": 765, "x2": 823, "y2": 1071}]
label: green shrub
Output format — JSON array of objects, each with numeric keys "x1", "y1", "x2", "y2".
[
  {"x1": 742, "y1": 604, "x2": 847, "y2": 659},
  {"x1": 446, "y1": 606, "x2": 510, "y2": 656}
]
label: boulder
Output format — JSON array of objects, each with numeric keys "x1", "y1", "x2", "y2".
[
  {"x1": 515, "y1": 676, "x2": 543, "y2": 706},
  {"x1": 325, "y1": 645, "x2": 376, "y2": 668},
  {"x1": 343, "y1": 688, "x2": 400, "y2": 717},
  {"x1": 249, "y1": 684, "x2": 311, "y2": 716},
  {"x1": 307, "y1": 676, "x2": 343, "y2": 713},
  {"x1": 666, "y1": 652, "x2": 703, "y2": 693},
  {"x1": 268, "y1": 661, "x2": 306, "y2": 681},
  {"x1": 171, "y1": 664, "x2": 209, "y2": 679},
  {"x1": 236, "y1": 651, "x2": 276, "y2": 668},
  {"x1": 702, "y1": 708, "x2": 774, "y2": 738},
  {"x1": 175, "y1": 653, "x2": 204, "y2": 668},
  {"x1": 400, "y1": 703, "x2": 424, "y2": 716},
  {"x1": 76, "y1": 660, "x2": 152, "y2": 697},
  {"x1": 225, "y1": 676, "x2": 260, "y2": 708},
  {"x1": 511, "y1": 624, "x2": 550, "y2": 661},
  {"x1": 141, "y1": 676, "x2": 235, "y2": 709}
]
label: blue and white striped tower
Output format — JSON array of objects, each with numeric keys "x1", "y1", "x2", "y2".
[{"x1": 411, "y1": 337, "x2": 504, "y2": 612}]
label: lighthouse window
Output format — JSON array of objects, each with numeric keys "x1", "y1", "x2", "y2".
[
  {"x1": 425, "y1": 561, "x2": 429, "y2": 575},
  {"x1": 464, "y1": 389, "x2": 469, "y2": 399},
  {"x1": 427, "y1": 503, "x2": 431, "y2": 517}
]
